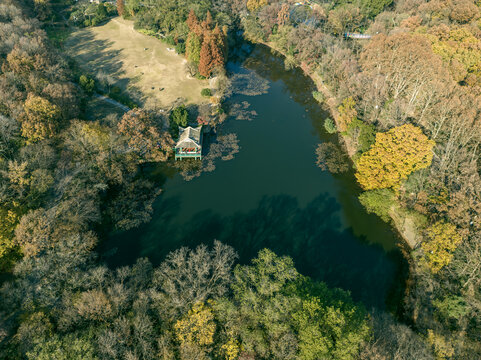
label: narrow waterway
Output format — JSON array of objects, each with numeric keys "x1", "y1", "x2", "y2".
[{"x1": 102, "y1": 45, "x2": 407, "y2": 310}]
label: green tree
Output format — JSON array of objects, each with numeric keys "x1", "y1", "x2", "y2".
[
  {"x1": 358, "y1": 189, "x2": 395, "y2": 222},
  {"x1": 324, "y1": 118, "x2": 337, "y2": 134},
  {"x1": 360, "y1": 0, "x2": 393, "y2": 18},
  {"x1": 214, "y1": 249, "x2": 369, "y2": 360},
  {"x1": 169, "y1": 105, "x2": 189, "y2": 135},
  {"x1": 26, "y1": 333, "x2": 97, "y2": 360},
  {"x1": 433, "y1": 295, "x2": 471, "y2": 321},
  {"x1": 79, "y1": 75, "x2": 95, "y2": 94},
  {"x1": 186, "y1": 32, "x2": 202, "y2": 64}
]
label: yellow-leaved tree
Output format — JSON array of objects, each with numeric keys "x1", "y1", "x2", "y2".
[
  {"x1": 175, "y1": 302, "x2": 216, "y2": 347},
  {"x1": 355, "y1": 124, "x2": 434, "y2": 190},
  {"x1": 247, "y1": 0, "x2": 268, "y2": 12},
  {"x1": 421, "y1": 221, "x2": 462, "y2": 273},
  {"x1": 337, "y1": 96, "x2": 357, "y2": 132},
  {"x1": 22, "y1": 94, "x2": 61, "y2": 143}
]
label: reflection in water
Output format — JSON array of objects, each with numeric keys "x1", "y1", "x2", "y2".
[
  {"x1": 101, "y1": 45, "x2": 407, "y2": 311},
  {"x1": 106, "y1": 193, "x2": 403, "y2": 309}
]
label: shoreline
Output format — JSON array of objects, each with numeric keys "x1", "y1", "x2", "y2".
[{"x1": 257, "y1": 40, "x2": 420, "y2": 250}]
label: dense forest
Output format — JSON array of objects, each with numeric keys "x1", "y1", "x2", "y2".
[{"x1": 1, "y1": 0, "x2": 481, "y2": 358}]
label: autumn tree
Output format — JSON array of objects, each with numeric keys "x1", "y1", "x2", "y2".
[
  {"x1": 212, "y1": 25, "x2": 227, "y2": 65},
  {"x1": 355, "y1": 124, "x2": 435, "y2": 190},
  {"x1": 337, "y1": 96, "x2": 357, "y2": 132},
  {"x1": 360, "y1": 33, "x2": 449, "y2": 127},
  {"x1": 198, "y1": 34, "x2": 214, "y2": 78},
  {"x1": 421, "y1": 221, "x2": 463, "y2": 273},
  {"x1": 328, "y1": 5, "x2": 364, "y2": 35},
  {"x1": 277, "y1": 3, "x2": 290, "y2": 26},
  {"x1": 449, "y1": 0, "x2": 479, "y2": 23},
  {"x1": 175, "y1": 302, "x2": 215, "y2": 347},
  {"x1": 187, "y1": 9, "x2": 200, "y2": 32},
  {"x1": 247, "y1": 0, "x2": 268, "y2": 12},
  {"x1": 118, "y1": 109, "x2": 174, "y2": 162},
  {"x1": 21, "y1": 94, "x2": 61, "y2": 143},
  {"x1": 117, "y1": 0, "x2": 125, "y2": 16},
  {"x1": 203, "y1": 10, "x2": 213, "y2": 31}
]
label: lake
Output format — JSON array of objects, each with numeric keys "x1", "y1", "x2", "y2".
[{"x1": 101, "y1": 45, "x2": 407, "y2": 310}]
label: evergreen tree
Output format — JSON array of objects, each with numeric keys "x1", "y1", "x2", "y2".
[{"x1": 186, "y1": 32, "x2": 202, "y2": 64}]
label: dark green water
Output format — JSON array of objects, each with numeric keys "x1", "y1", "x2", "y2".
[{"x1": 102, "y1": 45, "x2": 407, "y2": 310}]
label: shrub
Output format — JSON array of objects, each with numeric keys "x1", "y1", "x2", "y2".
[
  {"x1": 164, "y1": 35, "x2": 176, "y2": 46},
  {"x1": 324, "y1": 118, "x2": 337, "y2": 134},
  {"x1": 79, "y1": 75, "x2": 95, "y2": 94},
  {"x1": 358, "y1": 189, "x2": 395, "y2": 222},
  {"x1": 175, "y1": 42, "x2": 186, "y2": 54},
  {"x1": 348, "y1": 118, "x2": 375, "y2": 153},
  {"x1": 201, "y1": 88, "x2": 212, "y2": 97},
  {"x1": 312, "y1": 91, "x2": 326, "y2": 103}
]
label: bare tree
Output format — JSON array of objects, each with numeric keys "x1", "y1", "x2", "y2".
[{"x1": 151, "y1": 241, "x2": 237, "y2": 319}]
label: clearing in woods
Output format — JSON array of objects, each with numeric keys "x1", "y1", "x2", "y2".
[{"x1": 66, "y1": 17, "x2": 209, "y2": 108}]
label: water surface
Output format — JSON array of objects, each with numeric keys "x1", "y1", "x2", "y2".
[{"x1": 102, "y1": 46, "x2": 406, "y2": 309}]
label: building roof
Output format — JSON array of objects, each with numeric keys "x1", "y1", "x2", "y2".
[{"x1": 175, "y1": 126, "x2": 202, "y2": 149}]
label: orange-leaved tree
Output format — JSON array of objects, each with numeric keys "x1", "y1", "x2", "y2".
[
  {"x1": 117, "y1": 109, "x2": 174, "y2": 162},
  {"x1": 355, "y1": 124, "x2": 434, "y2": 190}
]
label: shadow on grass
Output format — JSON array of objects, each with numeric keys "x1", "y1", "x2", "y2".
[{"x1": 68, "y1": 31, "x2": 144, "y2": 104}]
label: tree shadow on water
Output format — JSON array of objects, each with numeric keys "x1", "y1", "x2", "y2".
[
  {"x1": 166, "y1": 193, "x2": 402, "y2": 309},
  {"x1": 105, "y1": 192, "x2": 405, "y2": 309}
]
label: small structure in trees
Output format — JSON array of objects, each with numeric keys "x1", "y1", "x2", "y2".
[
  {"x1": 344, "y1": 32, "x2": 372, "y2": 40},
  {"x1": 175, "y1": 126, "x2": 203, "y2": 160}
]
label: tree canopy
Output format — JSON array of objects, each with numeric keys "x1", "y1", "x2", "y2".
[{"x1": 355, "y1": 124, "x2": 435, "y2": 190}]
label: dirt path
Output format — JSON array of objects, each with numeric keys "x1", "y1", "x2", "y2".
[{"x1": 94, "y1": 94, "x2": 130, "y2": 112}]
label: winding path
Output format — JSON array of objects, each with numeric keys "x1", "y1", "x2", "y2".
[{"x1": 94, "y1": 93, "x2": 130, "y2": 112}]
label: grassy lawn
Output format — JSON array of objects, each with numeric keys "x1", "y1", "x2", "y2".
[{"x1": 66, "y1": 17, "x2": 209, "y2": 108}]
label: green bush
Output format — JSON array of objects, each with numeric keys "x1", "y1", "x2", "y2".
[
  {"x1": 348, "y1": 118, "x2": 376, "y2": 153},
  {"x1": 312, "y1": 90, "x2": 326, "y2": 103},
  {"x1": 324, "y1": 118, "x2": 337, "y2": 134},
  {"x1": 201, "y1": 88, "x2": 212, "y2": 97},
  {"x1": 358, "y1": 189, "x2": 395, "y2": 222},
  {"x1": 175, "y1": 42, "x2": 186, "y2": 54},
  {"x1": 433, "y1": 295, "x2": 471, "y2": 321},
  {"x1": 164, "y1": 35, "x2": 176, "y2": 46},
  {"x1": 169, "y1": 105, "x2": 189, "y2": 137},
  {"x1": 79, "y1": 75, "x2": 95, "y2": 94}
]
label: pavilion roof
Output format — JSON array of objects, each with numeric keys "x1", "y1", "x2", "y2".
[{"x1": 175, "y1": 126, "x2": 202, "y2": 149}]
